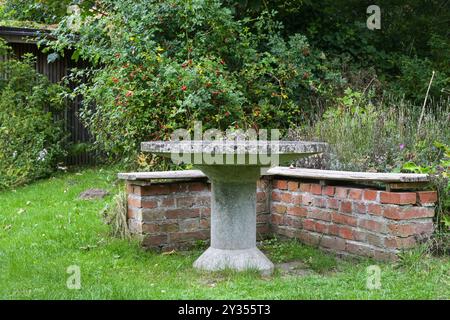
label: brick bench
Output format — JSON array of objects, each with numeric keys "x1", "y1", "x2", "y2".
[{"x1": 118, "y1": 168, "x2": 436, "y2": 260}]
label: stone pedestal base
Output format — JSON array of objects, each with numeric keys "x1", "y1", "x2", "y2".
[
  {"x1": 193, "y1": 247, "x2": 274, "y2": 276},
  {"x1": 193, "y1": 165, "x2": 274, "y2": 275}
]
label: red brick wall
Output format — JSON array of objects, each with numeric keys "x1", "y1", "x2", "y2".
[
  {"x1": 270, "y1": 179, "x2": 436, "y2": 260},
  {"x1": 125, "y1": 177, "x2": 436, "y2": 260},
  {"x1": 126, "y1": 179, "x2": 271, "y2": 251}
]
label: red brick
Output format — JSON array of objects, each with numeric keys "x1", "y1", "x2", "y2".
[
  {"x1": 285, "y1": 216, "x2": 303, "y2": 228},
  {"x1": 307, "y1": 208, "x2": 331, "y2": 221},
  {"x1": 127, "y1": 195, "x2": 140, "y2": 208},
  {"x1": 327, "y1": 198, "x2": 339, "y2": 210},
  {"x1": 299, "y1": 183, "x2": 311, "y2": 192},
  {"x1": 272, "y1": 204, "x2": 287, "y2": 214},
  {"x1": 310, "y1": 184, "x2": 322, "y2": 195},
  {"x1": 200, "y1": 208, "x2": 211, "y2": 217},
  {"x1": 169, "y1": 184, "x2": 186, "y2": 193},
  {"x1": 314, "y1": 221, "x2": 329, "y2": 234},
  {"x1": 169, "y1": 231, "x2": 209, "y2": 241},
  {"x1": 366, "y1": 234, "x2": 384, "y2": 247},
  {"x1": 257, "y1": 224, "x2": 270, "y2": 236},
  {"x1": 127, "y1": 207, "x2": 140, "y2": 219},
  {"x1": 374, "y1": 250, "x2": 398, "y2": 261},
  {"x1": 287, "y1": 206, "x2": 307, "y2": 217},
  {"x1": 329, "y1": 224, "x2": 339, "y2": 236},
  {"x1": 200, "y1": 218, "x2": 210, "y2": 229},
  {"x1": 128, "y1": 219, "x2": 142, "y2": 234},
  {"x1": 126, "y1": 184, "x2": 134, "y2": 194},
  {"x1": 338, "y1": 226, "x2": 354, "y2": 240},
  {"x1": 161, "y1": 198, "x2": 175, "y2": 207},
  {"x1": 271, "y1": 191, "x2": 282, "y2": 202},
  {"x1": 367, "y1": 203, "x2": 383, "y2": 216},
  {"x1": 178, "y1": 219, "x2": 200, "y2": 232},
  {"x1": 142, "y1": 234, "x2": 167, "y2": 246},
  {"x1": 331, "y1": 212, "x2": 357, "y2": 226},
  {"x1": 384, "y1": 236, "x2": 417, "y2": 249},
  {"x1": 291, "y1": 194, "x2": 303, "y2": 204},
  {"x1": 271, "y1": 214, "x2": 284, "y2": 225},
  {"x1": 137, "y1": 184, "x2": 171, "y2": 196},
  {"x1": 276, "y1": 227, "x2": 300, "y2": 239},
  {"x1": 165, "y1": 208, "x2": 200, "y2": 219},
  {"x1": 320, "y1": 236, "x2": 346, "y2": 251},
  {"x1": 303, "y1": 219, "x2": 316, "y2": 232},
  {"x1": 257, "y1": 213, "x2": 270, "y2": 223},
  {"x1": 335, "y1": 187, "x2": 349, "y2": 199},
  {"x1": 274, "y1": 180, "x2": 288, "y2": 190},
  {"x1": 387, "y1": 222, "x2": 434, "y2": 237},
  {"x1": 355, "y1": 202, "x2": 367, "y2": 214},
  {"x1": 142, "y1": 209, "x2": 166, "y2": 221},
  {"x1": 384, "y1": 206, "x2": 435, "y2": 220},
  {"x1": 346, "y1": 242, "x2": 373, "y2": 257},
  {"x1": 280, "y1": 192, "x2": 292, "y2": 203},
  {"x1": 287, "y1": 181, "x2": 299, "y2": 192},
  {"x1": 143, "y1": 222, "x2": 178, "y2": 233},
  {"x1": 348, "y1": 189, "x2": 363, "y2": 200},
  {"x1": 380, "y1": 192, "x2": 416, "y2": 205},
  {"x1": 186, "y1": 182, "x2": 209, "y2": 192},
  {"x1": 359, "y1": 219, "x2": 385, "y2": 233},
  {"x1": 256, "y1": 202, "x2": 268, "y2": 213},
  {"x1": 299, "y1": 230, "x2": 320, "y2": 246},
  {"x1": 363, "y1": 189, "x2": 379, "y2": 201},
  {"x1": 176, "y1": 196, "x2": 197, "y2": 208},
  {"x1": 340, "y1": 200, "x2": 352, "y2": 213},
  {"x1": 301, "y1": 194, "x2": 313, "y2": 206},
  {"x1": 417, "y1": 191, "x2": 438, "y2": 205},
  {"x1": 312, "y1": 197, "x2": 327, "y2": 208},
  {"x1": 322, "y1": 186, "x2": 335, "y2": 196},
  {"x1": 257, "y1": 191, "x2": 267, "y2": 202},
  {"x1": 353, "y1": 229, "x2": 367, "y2": 242}
]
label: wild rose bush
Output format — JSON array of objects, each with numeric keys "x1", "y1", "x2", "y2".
[{"x1": 48, "y1": 0, "x2": 343, "y2": 162}]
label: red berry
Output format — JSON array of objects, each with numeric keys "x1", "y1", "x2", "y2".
[{"x1": 181, "y1": 85, "x2": 187, "y2": 91}]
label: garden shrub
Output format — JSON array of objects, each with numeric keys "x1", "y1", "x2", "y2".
[
  {"x1": 47, "y1": 0, "x2": 343, "y2": 163},
  {"x1": 0, "y1": 41, "x2": 65, "y2": 189}
]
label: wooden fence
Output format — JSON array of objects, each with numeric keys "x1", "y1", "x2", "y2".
[{"x1": 0, "y1": 26, "x2": 96, "y2": 165}]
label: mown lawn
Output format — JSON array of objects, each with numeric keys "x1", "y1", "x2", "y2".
[{"x1": 0, "y1": 168, "x2": 448, "y2": 299}]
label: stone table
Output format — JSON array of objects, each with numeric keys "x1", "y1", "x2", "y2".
[{"x1": 141, "y1": 140, "x2": 326, "y2": 275}]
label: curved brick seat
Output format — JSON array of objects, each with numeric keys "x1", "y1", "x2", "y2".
[{"x1": 119, "y1": 168, "x2": 436, "y2": 261}]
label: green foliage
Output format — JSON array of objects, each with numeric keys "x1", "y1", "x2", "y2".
[
  {"x1": 0, "y1": 40, "x2": 65, "y2": 189},
  {"x1": 308, "y1": 89, "x2": 450, "y2": 173},
  {"x1": 0, "y1": 0, "x2": 74, "y2": 24},
  {"x1": 402, "y1": 142, "x2": 450, "y2": 232},
  {"x1": 227, "y1": 0, "x2": 450, "y2": 103},
  {"x1": 48, "y1": 0, "x2": 343, "y2": 163}
]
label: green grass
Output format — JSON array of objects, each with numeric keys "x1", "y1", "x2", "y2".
[{"x1": 0, "y1": 168, "x2": 449, "y2": 299}]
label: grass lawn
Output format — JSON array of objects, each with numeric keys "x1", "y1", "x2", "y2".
[{"x1": 0, "y1": 168, "x2": 448, "y2": 299}]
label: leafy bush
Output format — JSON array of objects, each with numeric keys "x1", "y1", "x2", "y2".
[
  {"x1": 48, "y1": 0, "x2": 343, "y2": 163},
  {"x1": 0, "y1": 41, "x2": 65, "y2": 189},
  {"x1": 402, "y1": 142, "x2": 450, "y2": 232},
  {"x1": 0, "y1": 0, "x2": 74, "y2": 24}
]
